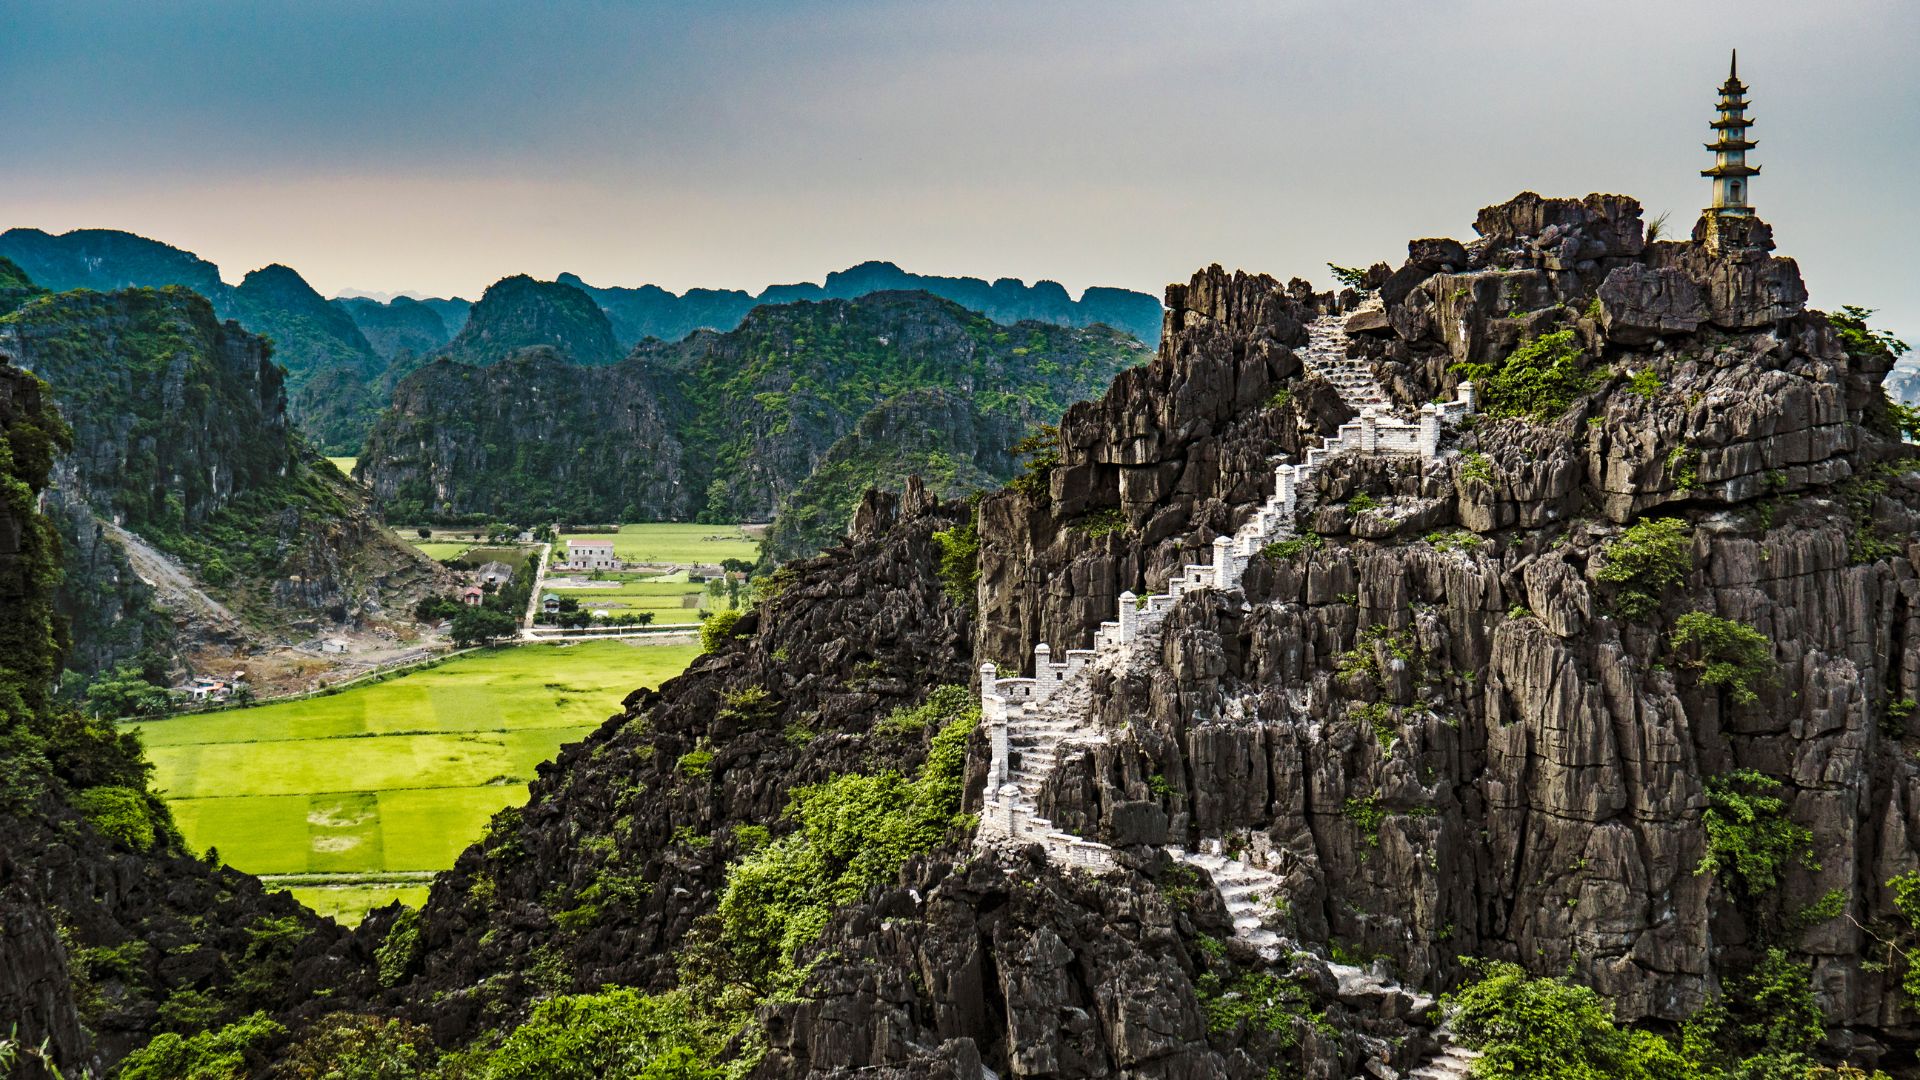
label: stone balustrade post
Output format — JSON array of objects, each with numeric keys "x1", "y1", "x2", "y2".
[
  {"x1": 1213, "y1": 536, "x2": 1233, "y2": 586},
  {"x1": 1117, "y1": 592, "x2": 1137, "y2": 642},
  {"x1": 1276, "y1": 464, "x2": 1296, "y2": 515},
  {"x1": 1457, "y1": 380, "x2": 1475, "y2": 414},
  {"x1": 979, "y1": 661, "x2": 997, "y2": 699},
  {"x1": 1033, "y1": 643, "x2": 1054, "y2": 694},
  {"x1": 1360, "y1": 407, "x2": 1379, "y2": 453},
  {"x1": 1418, "y1": 403, "x2": 1442, "y2": 460}
]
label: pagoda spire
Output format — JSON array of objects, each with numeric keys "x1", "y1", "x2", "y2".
[{"x1": 1702, "y1": 49, "x2": 1758, "y2": 219}]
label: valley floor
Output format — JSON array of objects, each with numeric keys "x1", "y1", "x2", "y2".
[{"x1": 127, "y1": 640, "x2": 698, "y2": 924}]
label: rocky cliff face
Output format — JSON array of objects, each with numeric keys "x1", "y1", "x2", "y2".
[
  {"x1": 972, "y1": 193, "x2": 1920, "y2": 1059},
  {"x1": 561, "y1": 260, "x2": 1164, "y2": 348},
  {"x1": 0, "y1": 285, "x2": 447, "y2": 674},
  {"x1": 357, "y1": 346, "x2": 693, "y2": 523},
  {"x1": 0, "y1": 361, "x2": 352, "y2": 1076},
  {"x1": 359, "y1": 290, "x2": 1147, "y2": 536}
]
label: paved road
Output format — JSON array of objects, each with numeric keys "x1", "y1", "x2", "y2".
[{"x1": 519, "y1": 540, "x2": 552, "y2": 637}]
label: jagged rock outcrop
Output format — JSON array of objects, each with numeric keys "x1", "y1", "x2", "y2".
[
  {"x1": 972, "y1": 192, "x2": 1920, "y2": 1065},
  {"x1": 357, "y1": 346, "x2": 694, "y2": 523}
]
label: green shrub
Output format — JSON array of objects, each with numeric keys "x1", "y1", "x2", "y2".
[
  {"x1": 1459, "y1": 451, "x2": 1494, "y2": 485},
  {"x1": 699, "y1": 609, "x2": 744, "y2": 653},
  {"x1": 1346, "y1": 491, "x2": 1379, "y2": 513},
  {"x1": 1342, "y1": 795, "x2": 1387, "y2": 847},
  {"x1": 1008, "y1": 425, "x2": 1060, "y2": 499},
  {"x1": 1266, "y1": 388, "x2": 1293, "y2": 410},
  {"x1": 1594, "y1": 517, "x2": 1694, "y2": 619},
  {"x1": 1451, "y1": 329, "x2": 1597, "y2": 422},
  {"x1": 1425, "y1": 529, "x2": 1482, "y2": 553},
  {"x1": 1626, "y1": 368, "x2": 1663, "y2": 398},
  {"x1": 1831, "y1": 305, "x2": 1910, "y2": 362},
  {"x1": 930, "y1": 520, "x2": 980, "y2": 608},
  {"x1": 1263, "y1": 533, "x2": 1322, "y2": 559},
  {"x1": 374, "y1": 908, "x2": 421, "y2": 988},
  {"x1": 70, "y1": 785, "x2": 157, "y2": 849},
  {"x1": 1670, "y1": 612, "x2": 1776, "y2": 704},
  {"x1": 274, "y1": 1012, "x2": 438, "y2": 1080},
  {"x1": 1194, "y1": 969, "x2": 1324, "y2": 1043},
  {"x1": 118, "y1": 1012, "x2": 284, "y2": 1080},
  {"x1": 716, "y1": 687, "x2": 976, "y2": 988},
  {"x1": 1070, "y1": 508, "x2": 1127, "y2": 539},
  {"x1": 1445, "y1": 961, "x2": 1686, "y2": 1080},
  {"x1": 676, "y1": 746, "x2": 715, "y2": 780},
  {"x1": 1666, "y1": 445, "x2": 1702, "y2": 491},
  {"x1": 463, "y1": 988, "x2": 726, "y2": 1080},
  {"x1": 1697, "y1": 770, "x2": 1815, "y2": 896},
  {"x1": 1887, "y1": 870, "x2": 1920, "y2": 1008}
]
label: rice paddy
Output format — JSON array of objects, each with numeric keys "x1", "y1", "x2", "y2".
[{"x1": 130, "y1": 641, "x2": 698, "y2": 924}]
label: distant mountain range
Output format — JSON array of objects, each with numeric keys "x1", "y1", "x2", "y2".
[{"x1": 0, "y1": 227, "x2": 1161, "y2": 454}]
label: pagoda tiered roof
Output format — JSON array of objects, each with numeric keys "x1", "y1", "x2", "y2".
[
  {"x1": 1702, "y1": 162, "x2": 1761, "y2": 178},
  {"x1": 1710, "y1": 115, "x2": 1755, "y2": 130}
]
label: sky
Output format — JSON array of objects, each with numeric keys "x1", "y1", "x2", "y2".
[{"x1": 2, "y1": 0, "x2": 1915, "y2": 340}]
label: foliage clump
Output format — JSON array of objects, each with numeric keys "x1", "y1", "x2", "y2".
[
  {"x1": 715, "y1": 686, "x2": 977, "y2": 988},
  {"x1": 1008, "y1": 424, "x2": 1060, "y2": 499},
  {"x1": 930, "y1": 519, "x2": 980, "y2": 609},
  {"x1": 449, "y1": 988, "x2": 730, "y2": 1080},
  {"x1": 700, "y1": 609, "x2": 745, "y2": 653},
  {"x1": 375, "y1": 908, "x2": 422, "y2": 988},
  {"x1": 70, "y1": 784, "x2": 159, "y2": 850},
  {"x1": 1451, "y1": 329, "x2": 1597, "y2": 422},
  {"x1": 1697, "y1": 770, "x2": 1816, "y2": 897},
  {"x1": 1594, "y1": 517, "x2": 1694, "y2": 619},
  {"x1": 117, "y1": 1011, "x2": 285, "y2": 1080},
  {"x1": 1671, "y1": 612, "x2": 1776, "y2": 704},
  {"x1": 1446, "y1": 960, "x2": 1682, "y2": 1080}
]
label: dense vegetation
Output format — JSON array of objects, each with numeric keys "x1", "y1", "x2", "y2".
[
  {"x1": 360, "y1": 291, "x2": 1146, "y2": 549},
  {"x1": 1446, "y1": 958, "x2": 1883, "y2": 1080}
]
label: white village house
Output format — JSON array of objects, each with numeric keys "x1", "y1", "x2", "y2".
[{"x1": 564, "y1": 538, "x2": 618, "y2": 570}]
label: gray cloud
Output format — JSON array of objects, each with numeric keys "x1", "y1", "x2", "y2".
[{"x1": 2, "y1": 0, "x2": 1913, "y2": 340}]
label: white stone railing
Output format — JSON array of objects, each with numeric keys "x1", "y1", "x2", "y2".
[{"x1": 974, "y1": 316, "x2": 1477, "y2": 873}]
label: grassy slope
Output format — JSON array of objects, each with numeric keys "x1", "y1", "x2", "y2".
[{"x1": 131, "y1": 643, "x2": 698, "y2": 883}]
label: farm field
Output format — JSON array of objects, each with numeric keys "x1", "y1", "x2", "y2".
[
  {"x1": 327, "y1": 456, "x2": 358, "y2": 477},
  {"x1": 546, "y1": 572, "x2": 714, "y2": 623},
  {"x1": 599, "y1": 522, "x2": 761, "y2": 565},
  {"x1": 130, "y1": 641, "x2": 698, "y2": 922}
]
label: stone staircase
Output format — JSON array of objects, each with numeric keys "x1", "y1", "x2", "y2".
[{"x1": 973, "y1": 304, "x2": 1480, "y2": 1076}]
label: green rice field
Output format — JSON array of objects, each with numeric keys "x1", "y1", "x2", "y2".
[
  {"x1": 130, "y1": 641, "x2": 698, "y2": 923},
  {"x1": 599, "y1": 523, "x2": 760, "y2": 565},
  {"x1": 547, "y1": 572, "x2": 713, "y2": 623},
  {"x1": 327, "y1": 456, "x2": 358, "y2": 477}
]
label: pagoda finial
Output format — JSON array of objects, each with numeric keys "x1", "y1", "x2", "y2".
[{"x1": 1730, "y1": 48, "x2": 1738, "y2": 79}]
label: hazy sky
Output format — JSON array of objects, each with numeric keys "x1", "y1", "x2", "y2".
[{"x1": 3, "y1": 0, "x2": 1915, "y2": 339}]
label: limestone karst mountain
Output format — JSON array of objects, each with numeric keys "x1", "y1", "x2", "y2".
[
  {"x1": 6, "y1": 192, "x2": 1920, "y2": 1079},
  {"x1": 357, "y1": 290, "x2": 1150, "y2": 536},
  {"x1": 0, "y1": 278, "x2": 448, "y2": 677},
  {"x1": 561, "y1": 259, "x2": 1164, "y2": 348}
]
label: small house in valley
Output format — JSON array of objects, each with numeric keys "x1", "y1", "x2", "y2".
[
  {"x1": 565, "y1": 538, "x2": 618, "y2": 570},
  {"x1": 477, "y1": 561, "x2": 516, "y2": 587},
  {"x1": 462, "y1": 585, "x2": 485, "y2": 606},
  {"x1": 542, "y1": 593, "x2": 561, "y2": 615}
]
